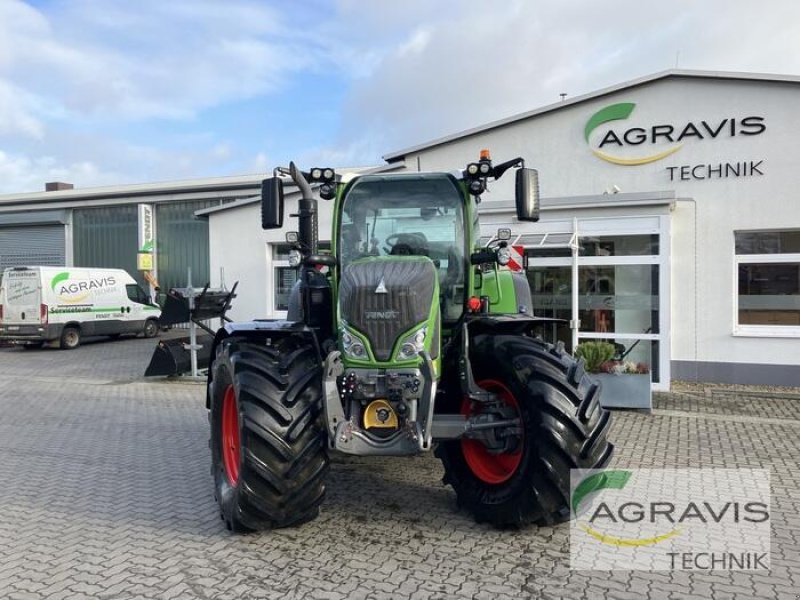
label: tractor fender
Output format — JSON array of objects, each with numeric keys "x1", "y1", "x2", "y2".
[
  {"x1": 464, "y1": 313, "x2": 564, "y2": 337},
  {"x1": 204, "y1": 320, "x2": 322, "y2": 408}
]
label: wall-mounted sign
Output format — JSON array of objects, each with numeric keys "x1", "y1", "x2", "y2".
[
  {"x1": 138, "y1": 204, "x2": 155, "y2": 253},
  {"x1": 584, "y1": 103, "x2": 766, "y2": 177},
  {"x1": 137, "y1": 252, "x2": 154, "y2": 271}
]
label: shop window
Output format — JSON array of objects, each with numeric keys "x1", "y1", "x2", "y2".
[
  {"x1": 528, "y1": 264, "x2": 659, "y2": 350},
  {"x1": 735, "y1": 230, "x2": 800, "y2": 332},
  {"x1": 579, "y1": 234, "x2": 659, "y2": 257}
]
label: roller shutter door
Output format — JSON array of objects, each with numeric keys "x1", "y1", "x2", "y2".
[{"x1": 0, "y1": 225, "x2": 65, "y2": 269}]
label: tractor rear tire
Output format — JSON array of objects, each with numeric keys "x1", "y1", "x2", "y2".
[
  {"x1": 209, "y1": 335, "x2": 328, "y2": 532},
  {"x1": 436, "y1": 334, "x2": 613, "y2": 527}
]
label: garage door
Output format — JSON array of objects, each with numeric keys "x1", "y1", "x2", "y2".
[{"x1": 0, "y1": 224, "x2": 66, "y2": 269}]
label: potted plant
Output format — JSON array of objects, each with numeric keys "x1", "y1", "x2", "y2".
[{"x1": 574, "y1": 341, "x2": 652, "y2": 409}]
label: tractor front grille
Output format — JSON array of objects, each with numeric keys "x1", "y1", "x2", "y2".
[{"x1": 339, "y1": 258, "x2": 437, "y2": 361}]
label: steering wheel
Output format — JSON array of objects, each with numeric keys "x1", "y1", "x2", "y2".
[{"x1": 384, "y1": 232, "x2": 429, "y2": 256}]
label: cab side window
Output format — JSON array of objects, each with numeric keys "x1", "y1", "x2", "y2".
[{"x1": 126, "y1": 284, "x2": 150, "y2": 305}]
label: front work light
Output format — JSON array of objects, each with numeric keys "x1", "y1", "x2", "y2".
[
  {"x1": 468, "y1": 180, "x2": 485, "y2": 195},
  {"x1": 308, "y1": 167, "x2": 336, "y2": 183}
]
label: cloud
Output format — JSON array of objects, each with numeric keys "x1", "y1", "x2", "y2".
[
  {"x1": 0, "y1": 149, "x2": 121, "y2": 194},
  {"x1": 331, "y1": 0, "x2": 800, "y2": 157},
  {"x1": 1, "y1": 0, "x2": 799, "y2": 193},
  {"x1": 0, "y1": 0, "x2": 324, "y2": 122}
]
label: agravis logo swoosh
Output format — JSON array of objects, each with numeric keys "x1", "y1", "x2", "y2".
[
  {"x1": 585, "y1": 103, "x2": 682, "y2": 165},
  {"x1": 573, "y1": 470, "x2": 681, "y2": 546}
]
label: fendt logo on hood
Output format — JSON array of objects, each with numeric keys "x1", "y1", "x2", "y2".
[
  {"x1": 364, "y1": 310, "x2": 400, "y2": 320},
  {"x1": 50, "y1": 271, "x2": 117, "y2": 304},
  {"x1": 584, "y1": 102, "x2": 766, "y2": 166}
]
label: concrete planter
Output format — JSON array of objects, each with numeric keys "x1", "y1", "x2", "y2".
[{"x1": 594, "y1": 373, "x2": 652, "y2": 410}]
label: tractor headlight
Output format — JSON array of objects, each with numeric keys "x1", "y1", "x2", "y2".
[
  {"x1": 349, "y1": 342, "x2": 366, "y2": 358},
  {"x1": 288, "y1": 249, "x2": 302, "y2": 267},
  {"x1": 341, "y1": 324, "x2": 369, "y2": 360},
  {"x1": 496, "y1": 246, "x2": 511, "y2": 266},
  {"x1": 396, "y1": 326, "x2": 427, "y2": 361}
]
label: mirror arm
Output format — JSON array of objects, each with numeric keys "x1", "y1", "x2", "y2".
[
  {"x1": 470, "y1": 249, "x2": 497, "y2": 265},
  {"x1": 492, "y1": 157, "x2": 525, "y2": 180}
]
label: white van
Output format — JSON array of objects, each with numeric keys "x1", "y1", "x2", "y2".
[{"x1": 0, "y1": 266, "x2": 161, "y2": 349}]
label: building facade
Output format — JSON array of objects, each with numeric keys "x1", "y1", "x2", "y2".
[{"x1": 0, "y1": 176, "x2": 263, "y2": 297}]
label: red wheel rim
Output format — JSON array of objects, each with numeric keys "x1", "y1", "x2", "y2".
[
  {"x1": 461, "y1": 379, "x2": 523, "y2": 485},
  {"x1": 221, "y1": 384, "x2": 241, "y2": 486}
]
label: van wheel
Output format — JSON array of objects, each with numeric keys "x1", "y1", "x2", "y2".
[
  {"x1": 60, "y1": 327, "x2": 81, "y2": 350},
  {"x1": 143, "y1": 319, "x2": 159, "y2": 338}
]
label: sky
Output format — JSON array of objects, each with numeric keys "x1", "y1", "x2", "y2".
[{"x1": 0, "y1": 0, "x2": 798, "y2": 194}]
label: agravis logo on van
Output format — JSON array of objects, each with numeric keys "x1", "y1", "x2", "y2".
[
  {"x1": 50, "y1": 271, "x2": 118, "y2": 304},
  {"x1": 584, "y1": 103, "x2": 766, "y2": 166}
]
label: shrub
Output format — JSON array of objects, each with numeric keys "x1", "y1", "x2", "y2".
[{"x1": 574, "y1": 341, "x2": 616, "y2": 373}]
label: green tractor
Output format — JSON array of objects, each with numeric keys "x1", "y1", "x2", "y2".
[{"x1": 206, "y1": 152, "x2": 613, "y2": 531}]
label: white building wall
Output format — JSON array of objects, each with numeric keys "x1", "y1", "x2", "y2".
[
  {"x1": 398, "y1": 77, "x2": 800, "y2": 370},
  {"x1": 208, "y1": 191, "x2": 335, "y2": 322}
]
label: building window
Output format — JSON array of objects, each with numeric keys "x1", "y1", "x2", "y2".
[
  {"x1": 735, "y1": 230, "x2": 800, "y2": 334},
  {"x1": 272, "y1": 242, "x2": 330, "y2": 313}
]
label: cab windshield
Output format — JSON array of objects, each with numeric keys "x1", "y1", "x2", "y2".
[{"x1": 339, "y1": 174, "x2": 466, "y2": 321}]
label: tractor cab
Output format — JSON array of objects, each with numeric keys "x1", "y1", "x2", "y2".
[{"x1": 337, "y1": 172, "x2": 468, "y2": 324}]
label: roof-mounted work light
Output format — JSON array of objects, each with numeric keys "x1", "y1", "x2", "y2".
[{"x1": 306, "y1": 167, "x2": 337, "y2": 200}]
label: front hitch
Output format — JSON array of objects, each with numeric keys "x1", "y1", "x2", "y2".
[{"x1": 321, "y1": 350, "x2": 438, "y2": 456}]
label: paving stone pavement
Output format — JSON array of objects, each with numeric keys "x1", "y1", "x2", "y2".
[{"x1": 0, "y1": 341, "x2": 799, "y2": 599}]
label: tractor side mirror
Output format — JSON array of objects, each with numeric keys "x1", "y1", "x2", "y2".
[
  {"x1": 261, "y1": 176, "x2": 284, "y2": 229},
  {"x1": 515, "y1": 168, "x2": 540, "y2": 222}
]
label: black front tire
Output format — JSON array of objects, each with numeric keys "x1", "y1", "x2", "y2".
[
  {"x1": 436, "y1": 335, "x2": 614, "y2": 527},
  {"x1": 60, "y1": 326, "x2": 81, "y2": 350},
  {"x1": 209, "y1": 335, "x2": 328, "y2": 532},
  {"x1": 143, "y1": 319, "x2": 158, "y2": 338}
]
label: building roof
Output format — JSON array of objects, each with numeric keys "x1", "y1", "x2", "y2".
[
  {"x1": 382, "y1": 69, "x2": 800, "y2": 162},
  {"x1": 0, "y1": 174, "x2": 268, "y2": 210}
]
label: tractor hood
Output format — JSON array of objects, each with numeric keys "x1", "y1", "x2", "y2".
[{"x1": 338, "y1": 256, "x2": 439, "y2": 364}]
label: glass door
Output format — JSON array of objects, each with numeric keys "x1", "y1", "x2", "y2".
[{"x1": 526, "y1": 219, "x2": 670, "y2": 389}]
